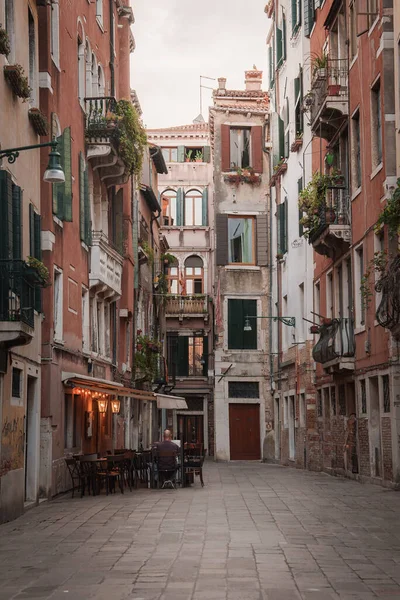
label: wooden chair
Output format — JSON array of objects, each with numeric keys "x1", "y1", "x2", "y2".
[
  {"x1": 182, "y1": 443, "x2": 205, "y2": 487},
  {"x1": 65, "y1": 458, "x2": 81, "y2": 498},
  {"x1": 96, "y1": 455, "x2": 125, "y2": 495},
  {"x1": 153, "y1": 448, "x2": 178, "y2": 489}
]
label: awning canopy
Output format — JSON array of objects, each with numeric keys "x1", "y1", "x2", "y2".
[
  {"x1": 62, "y1": 372, "x2": 156, "y2": 401},
  {"x1": 156, "y1": 394, "x2": 188, "y2": 410}
]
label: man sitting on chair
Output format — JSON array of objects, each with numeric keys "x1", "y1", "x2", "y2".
[{"x1": 153, "y1": 429, "x2": 178, "y2": 487}]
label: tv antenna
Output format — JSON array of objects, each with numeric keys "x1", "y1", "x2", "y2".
[{"x1": 200, "y1": 75, "x2": 216, "y2": 117}]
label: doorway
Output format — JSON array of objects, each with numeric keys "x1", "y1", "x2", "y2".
[
  {"x1": 275, "y1": 397, "x2": 281, "y2": 460},
  {"x1": 229, "y1": 403, "x2": 261, "y2": 460},
  {"x1": 288, "y1": 395, "x2": 295, "y2": 461},
  {"x1": 178, "y1": 414, "x2": 204, "y2": 446},
  {"x1": 369, "y1": 377, "x2": 381, "y2": 477},
  {"x1": 25, "y1": 376, "x2": 38, "y2": 502}
]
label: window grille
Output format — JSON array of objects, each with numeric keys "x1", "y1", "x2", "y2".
[{"x1": 228, "y1": 382, "x2": 259, "y2": 398}]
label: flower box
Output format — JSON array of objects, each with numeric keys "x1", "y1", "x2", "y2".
[
  {"x1": 28, "y1": 108, "x2": 49, "y2": 136},
  {"x1": 0, "y1": 28, "x2": 10, "y2": 56},
  {"x1": 224, "y1": 170, "x2": 261, "y2": 187},
  {"x1": 4, "y1": 64, "x2": 31, "y2": 100},
  {"x1": 291, "y1": 137, "x2": 303, "y2": 152},
  {"x1": 274, "y1": 162, "x2": 288, "y2": 177}
]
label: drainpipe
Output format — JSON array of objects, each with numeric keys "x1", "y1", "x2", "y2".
[
  {"x1": 109, "y1": 0, "x2": 115, "y2": 97},
  {"x1": 262, "y1": 121, "x2": 274, "y2": 397}
]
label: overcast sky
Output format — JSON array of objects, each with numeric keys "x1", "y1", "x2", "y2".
[{"x1": 130, "y1": 0, "x2": 268, "y2": 129}]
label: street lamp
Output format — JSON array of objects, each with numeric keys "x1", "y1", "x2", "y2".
[
  {"x1": 243, "y1": 315, "x2": 296, "y2": 331},
  {"x1": 0, "y1": 140, "x2": 65, "y2": 184}
]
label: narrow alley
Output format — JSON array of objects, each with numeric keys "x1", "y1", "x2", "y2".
[{"x1": 0, "y1": 463, "x2": 399, "y2": 600}]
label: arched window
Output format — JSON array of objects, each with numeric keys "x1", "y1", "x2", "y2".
[
  {"x1": 184, "y1": 255, "x2": 203, "y2": 295},
  {"x1": 78, "y1": 35, "x2": 85, "y2": 103},
  {"x1": 184, "y1": 189, "x2": 202, "y2": 226},
  {"x1": 98, "y1": 65, "x2": 105, "y2": 96},
  {"x1": 91, "y1": 54, "x2": 98, "y2": 97},
  {"x1": 161, "y1": 189, "x2": 177, "y2": 226},
  {"x1": 166, "y1": 256, "x2": 179, "y2": 294}
]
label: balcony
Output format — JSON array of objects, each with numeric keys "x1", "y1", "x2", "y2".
[
  {"x1": 376, "y1": 255, "x2": 400, "y2": 339},
  {"x1": 165, "y1": 295, "x2": 209, "y2": 320},
  {"x1": 308, "y1": 59, "x2": 348, "y2": 140},
  {"x1": 312, "y1": 318, "x2": 355, "y2": 372},
  {"x1": 309, "y1": 186, "x2": 351, "y2": 258},
  {"x1": 89, "y1": 232, "x2": 124, "y2": 300},
  {"x1": 85, "y1": 96, "x2": 129, "y2": 187},
  {"x1": 0, "y1": 260, "x2": 35, "y2": 347}
]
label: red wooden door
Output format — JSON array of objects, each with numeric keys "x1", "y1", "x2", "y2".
[{"x1": 229, "y1": 403, "x2": 261, "y2": 460}]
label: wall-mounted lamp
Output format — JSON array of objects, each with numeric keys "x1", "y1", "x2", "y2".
[
  {"x1": 243, "y1": 315, "x2": 296, "y2": 332},
  {"x1": 0, "y1": 140, "x2": 65, "y2": 184},
  {"x1": 111, "y1": 398, "x2": 121, "y2": 414},
  {"x1": 97, "y1": 399, "x2": 108, "y2": 414}
]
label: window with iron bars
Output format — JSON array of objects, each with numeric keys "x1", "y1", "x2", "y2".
[
  {"x1": 338, "y1": 385, "x2": 346, "y2": 416},
  {"x1": 382, "y1": 375, "x2": 390, "y2": 413},
  {"x1": 360, "y1": 379, "x2": 367, "y2": 415}
]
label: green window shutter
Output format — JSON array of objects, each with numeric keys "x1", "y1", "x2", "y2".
[
  {"x1": 276, "y1": 26, "x2": 283, "y2": 67},
  {"x1": 298, "y1": 178, "x2": 304, "y2": 237},
  {"x1": 79, "y1": 153, "x2": 85, "y2": 242},
  {"x1": 292, "y1": 0, "x2": 297, "y2": 32},
  {"x1": 203, "y1": 146, "x2": 211, "y2": 163},
  {"x1": 216, "y1": 213, "x2": 228, "y2": 265},
  {"x1": 294, "y1": 76, "x2": 300, "y2": 102},
  {"x1": 0, "y1": 171, "x2": 13, "y2": 260},
  {"x1": 29, "y1": 204, "x2": 35, "y2": 257},
  {"x1": 228, "y1": 299, "x2": 244, "y2": 349},
  {"x1": 52, "y1": 132, "x2": 63, "y2": 218},
  {"x1": 12, "y1": 185, "x2": 22, "y2": 260},
  {"x1": 278, "y1": 117, "x2": 285, "y2": 160},
  {"x1": 84, "y1": 165, "x2": 91, "y2": 246},
  {"x1": 268, "y1": 46, "x2": 274, "y2": 88},
  {"x1": 202, "y1": 187, "x2": 208, "y2": 226},
  {"x1": 278, "y1": 201, "x2": 288, "y2": 255},
  {"x1": 34, "y1": 213, "x2": 41, "y2": 260},
  {"x1": 177, "y1": 336, "x2": 189, "y2": 376},
  {"x1": 177, "y1": 146, "x2": 185, "y2": 163},
  {"x1": 256, "y1": 214, "x2": 268, "y2": 267},
  {"x1": 176, "y1": 187, "x2": 183, "y2": 226},
  {"x1": 304, "y1": 0, "x2": 314, "y2": 37},
  {"x1": 297, "y1": 0, "x2": 302, "y2": 27},
  {"x1": 282, "y1": 16, "x2": 287, "y2": 62},
  {"x1": 62, "y1": 127, "x2": 73, "y2": 221}
]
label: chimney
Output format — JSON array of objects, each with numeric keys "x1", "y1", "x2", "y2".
[
  {"x1": 245, "y1": 68, "x2": 263, "y2": 91},
  {"x1": 217, "y1": 77, "x2": 227, "y2": 95}
]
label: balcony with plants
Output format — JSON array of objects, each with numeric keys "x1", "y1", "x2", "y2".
[
  {"x1": 312, "y1": 317, "x2": 355, "y2": 371},
  {"x1": 0, "y1": 259, "x2": 49, "y2": 347},
  {"x1": 305, "y1": 54, "x2": 349, "y2": 140},
  {"x1": 299, "y1": 170, "x2": 351, "y2": 257},
  {"x1": 85, "y1": 97, "x2": 147, "y2": 186}
]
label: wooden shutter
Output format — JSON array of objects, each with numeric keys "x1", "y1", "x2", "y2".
[
  {"x1": 291, "y1": 0, "x2": 297, "y2": 31},
  {"x1": 256, "y1": 214, "x2": 268, "y2": 266},
  {"x1": 243, "y1": 299, "x2": 257, "y2": 349},
  {"x1": 278, "y1": 117, "x2": 285, "y2": 160},
  {"x1": 216, "y1": 214, "x2": 228, "y2": 265},
  {"x1": 177, "y1": 336, "x2": 189, "y2": 376},
  {"x1": 203, "y1": 146, "x2": 211, "y2": 163},
  {"x1": 52, "y1": 127, "x2": 72, "y2": 221},
  {"x1": 276, "y1": 26, "x2": 283, "y2": 66},
  {"x1": 282, "y1": 15, "x2": 287, "y2": 62},
  {"x1": 84, "y1": 165, "x2": 91, "y2": 246},
  {"x1": 177, "y1": 146, "x2": 185, "y2": 163},
  {"x1": 202, "y1": 187, "x2": 208, "y2": 226},
  {"x1": 297, "y1": 0, "x2": 302, "y2": 27},
  {"x1": 34, "y1": 213, "x2": 42, "y2": 260},
  {"x1": 12, "y1": 185, "x2": 22, "y2": 260},
  {"x1": 278, "y1": 201, "x2": 288, "y2": 254},
  {"x1": 0, "y1": 171, "x2": 13, "y2": 260},
  {"x1": 304, "y1": 0, "x2": 314, "y2": 37},
  {"x1": 228, "y1": 299, "x2": 243, "y2": 349},
  {"x1": 298, "y1": 177, "x2": 304, "y2": 237},
  {"x1": 221, "y1": 124, "x2": 230, "y2": 171},
  {"x1": 79, "y1": 153, "x2": 85, "y2": 242},
  {"x1": 251, "y1": 126, "x2": 263, "y2": 173},
  {"x1": 114, "y1": 190, "x2": 123, "y2": 254},
  {"x1": 271, "y1": 113, "x2": 280, "y2": 168},
  {"x1": 176, "y1": 187, "x2": 183, "y2": 226},
  {"x1": 268, "y1": 46, "x2": 274, "y2": 89},
  {"x1": 29, "y1": 204, "x2": 35, "y2": 257}
]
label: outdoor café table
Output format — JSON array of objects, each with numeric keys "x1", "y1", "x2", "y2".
[{"x1": 78, "y1": 457, "x2": 107, "y2": 496}]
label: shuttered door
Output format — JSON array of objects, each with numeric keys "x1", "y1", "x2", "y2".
[
  {"x1": 229, "y1": 403, "x2": 261, "y2": 460},
  {"x1": 29, "y1": 204, "x2": 35, "y2": 257},
  {"x1": 228, "y1": 299, "x2": 257, "y2": 350},
  {"x1": 0, "y1": 171, "x2": 13, "y2": 260},
  {"x1": 298, "y1": 178, "x2": 304, "y2": 237},
  {"x1": 201, "y1": 188, "x2": 208, "y2": 226},
  {"x1": 278, "y1": 117, "x2": 285, "y2": 160},
  {"x1": 256, "y1": 214, "x2": 268, "y2": 266},
  {"x1": 251, "y1": 126, "x2": 263, "y2": 173},
  {"x1": 277, "y1": 201, "x2": 288, "y2": 255},
  {"x1": 216, "y1": 214, "x2": 228, "y2": 265},
  {"x1": 12, "y1": 185, "x2": 22, "y2": 260},
  {"x1": 221, "y1": 124, "x2": 230, "y2": 171}
]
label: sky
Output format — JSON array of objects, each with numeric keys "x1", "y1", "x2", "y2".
[{"x1": 130, "y1": 0, "x2": 269, "y2": 129}]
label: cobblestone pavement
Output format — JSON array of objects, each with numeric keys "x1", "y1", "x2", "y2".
[{"x1": 1, "y1": 462, "x2": 400, "y2": 600}]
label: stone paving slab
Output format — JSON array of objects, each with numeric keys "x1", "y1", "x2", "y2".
[{"x1": 0, "y1": 462, "x2": 400, "y2": 599}]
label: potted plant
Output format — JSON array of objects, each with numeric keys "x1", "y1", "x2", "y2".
[
  {"x1": 28, "y1": 108, "x2": 49, "y2": 136},
  {"x1": 195, "y1": 150, "x2": 203, "y2": 162},
  {"x1": 291, "y1": 132, "x2": 303, "y2": 152},
  {"x1": 311, "y1": 53, "x2": 328, "y2": 80},
  {"x1": 298, "y1": 171, "x2": 332, "y2": 238},
  {"x1": 0, "y1": 26, "x2": 10, "y2": 56},
  {"x1": 161, "y1": 252, "x2": 175, "y2": 265},
  {"x1": 185, "y1": 149, "x2": 193, "y2": 163},
  {"x1": 376, "y1": 178, "x2": 400, "y2": 238},
  {"x1": 4, "y1": 64, "x2": 32, "y2": 100},
  {"x1": 113, "y1": 99, "x2": 147, "y2": 180},
  {"x1": 25, "y1": 256, "x2": 51, "y2": 287}
]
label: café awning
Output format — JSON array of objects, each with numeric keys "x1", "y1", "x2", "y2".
[
  {"x1": 156, "y1": 394, "x2": 188, "y2": 410},
  {"x1": 61, "y1": 372, "x2": 156, "y2": 402}
]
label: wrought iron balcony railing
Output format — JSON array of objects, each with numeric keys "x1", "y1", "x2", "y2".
[
  {"x1": 85, "y1": 96, "x2": 118, "y2": 139},
  {"x1": 309, "y1": 58, "x2": 349, "y2": 128},
  {"x1": 376, "y1": 255, "x2": 400, "y2": 335},
  {"x1": 309, "y1": 185, "x2": 350, "y2": 244},
  {"x1": 0, "y1": 260, "x2": 35, "y2": 328},
  {"x1": 312, "y1": 317, "x2": 355, "y2": 365},
  {"x1": 165, "y1": 295, "x2": 208, "y2": 315}
]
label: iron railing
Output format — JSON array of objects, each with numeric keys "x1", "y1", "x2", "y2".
[
  {"x1": 165, "y1": 295, "x2": 208, "y2": 315},
  {"x1": 375, "y1": 255, "x2": 400, "y2": 333},
  {"x1": 85, "y1": 96, "x2": 118, "y2": 138},
  {"x1": 309, "y1": 186, "x2": 350, "y2": 244},
  {"x1": 310, "y1": 58, "x2": 348, "y2": 125},
  {"x1": 0, "y1": 260, "x2": 35, "y2": 328},
  {"x1": 312, "y1": 317, "x2": 355, "y2": 364}
]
